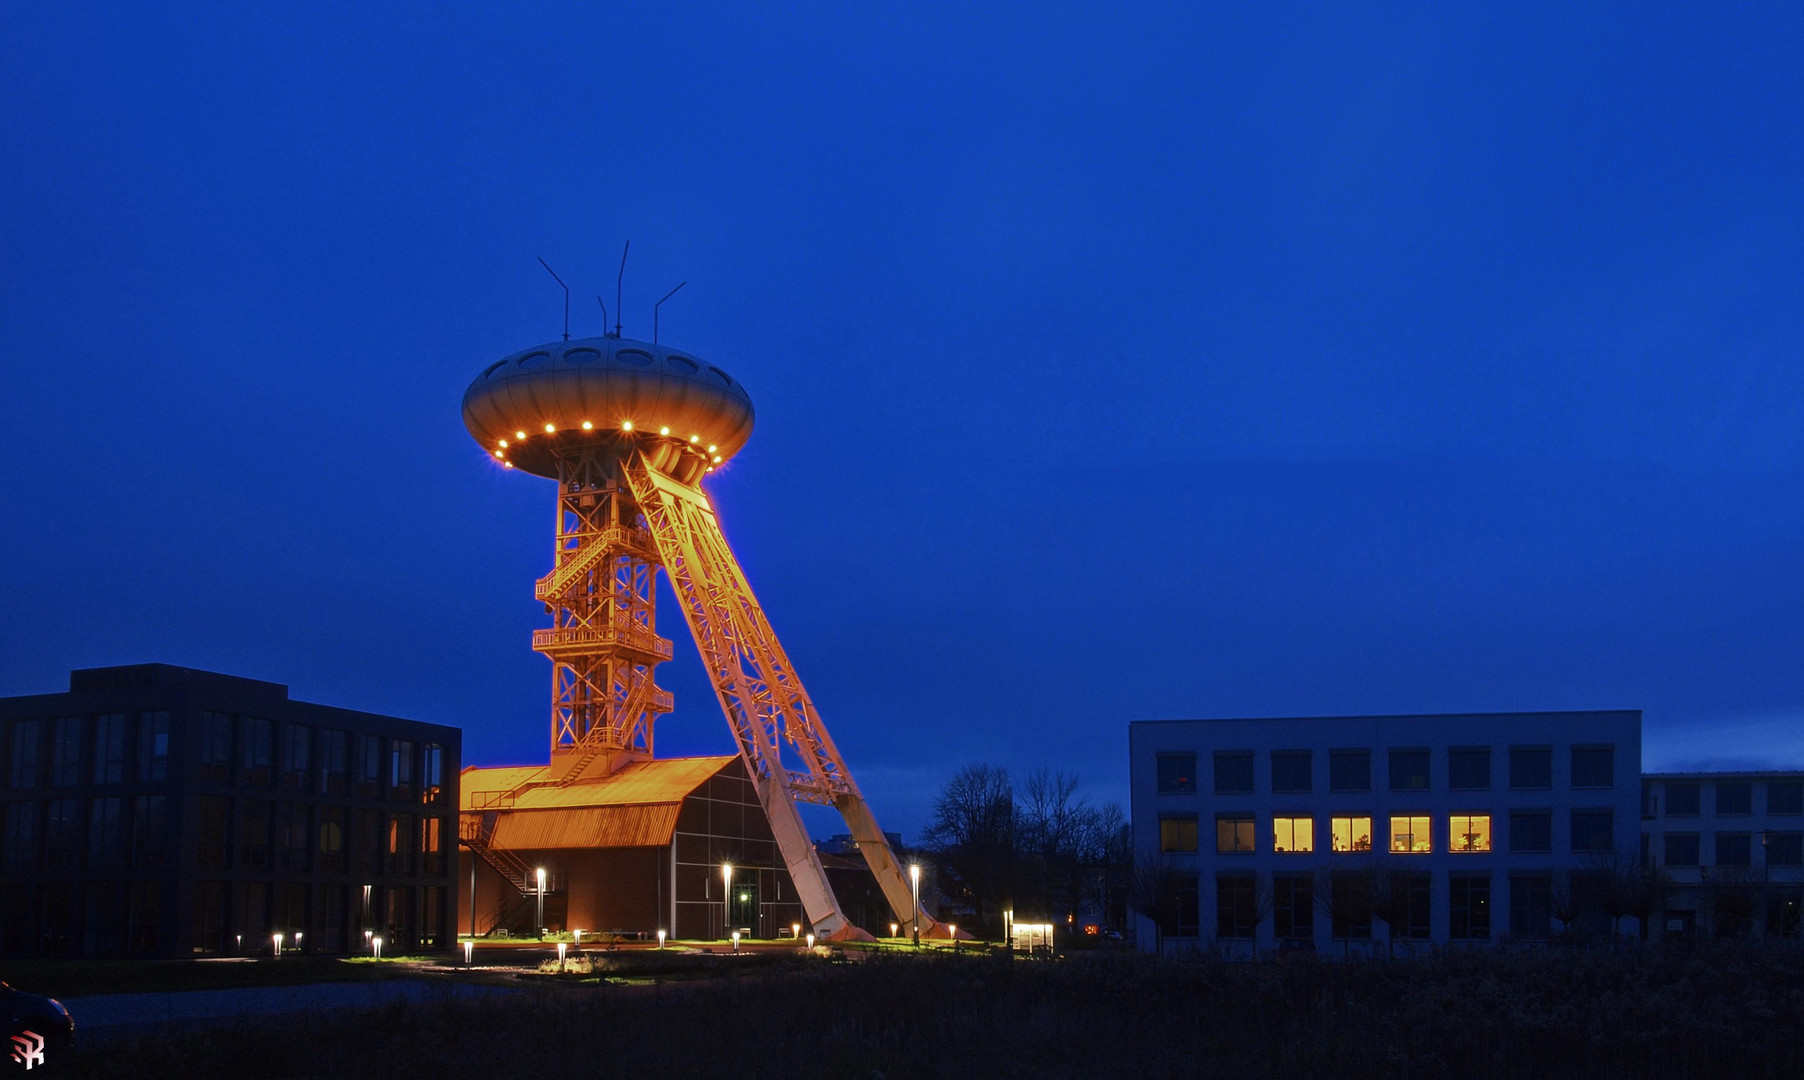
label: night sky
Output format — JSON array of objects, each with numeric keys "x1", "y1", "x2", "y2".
[{"x1": 4, "y1": 4, "x2": 1801, "y2": 841}]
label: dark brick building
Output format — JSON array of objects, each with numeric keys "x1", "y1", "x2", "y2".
[{"x1": 0, "y1": 664, "x2": 460, "y2": 958}]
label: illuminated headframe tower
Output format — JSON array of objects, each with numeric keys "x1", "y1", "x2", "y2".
[{"x1": 463, "y1": 335, "x2": 947, "y2": 941}]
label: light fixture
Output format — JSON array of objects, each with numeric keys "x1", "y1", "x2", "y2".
[
  {"x1": 372, "y1": 935, "x2": 383, "y2": 960},
  {"x1": 557, "y1": 941, "x2": 568, "y2": 967},
  {"x1": 493, "y1": 450, "x2": 504, "y2": 459},
  {"x1": 690, "y1": 434, "x2": 700, "y2": 443},
  {"x1": 712, "y1": 455, "x2": 722, "y2": 463},
  {"x1": 707, "y1": 444, "x2": 717, "y2": 452},
  {"x1": 792, "y1": 922, "x2": 801, "y2": 939},
  {"x1": 273, "y1": 933, "x2": 284, "y2": 957},
  {"x1": 581, "y1": 421, "x2": 593, "y2": 430},
  {"x1": 621, "y1": 421, "x2": 634, "y2": 432},
  {"x1": 731, "y1": 930, "x2": 741, "y2": 951},
  {"x1": 806, "y1": 933, "x2": 815, "y2": 949},
  {"x1": 659, "y1": 426, "x2": 671, "y2": 436},
  {"x1": 890, "y1": 922, "x2": 899, "y2": 939},
  {"x1": 463, "y1": 940, "x2": 474, "y2": 965},
  {"x1": 516, "y1": 430, "x2": 527, "y2": 440},
  {"x1": 544, "y1": 423, "x2": 555, "y2": 433},
  {"x1": 499, "y1": 439, "x2": 508, "y2": 448},
  {"x1": 504, "y1": 462, "x2": 514, "y2": 468},
  {"x1": 657, "y1": 929, "x2": 667, "y2": 949}
]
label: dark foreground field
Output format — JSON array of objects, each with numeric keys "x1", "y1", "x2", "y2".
[{"x1": 61, "y1": 944, "x2": 1804, "y2": 1080}]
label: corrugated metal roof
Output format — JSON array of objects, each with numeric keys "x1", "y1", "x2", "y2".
[
  {"x1": 461, "y1": 755, "x2": 736, "y2": 812},
  {"x1": 489, "y1": 804, "x2": 682, "y2": 849}
]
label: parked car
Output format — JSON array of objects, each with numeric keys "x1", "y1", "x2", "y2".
[{"x1": 3, "y1": 981, "x2": 74, "y2": 1072}]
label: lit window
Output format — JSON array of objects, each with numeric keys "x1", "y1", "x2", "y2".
[
  {"x1": 1449, "y1": 814, "x2": 1491, "y2": 852},
  {"x1": 1330, "y1": 816, "x2": 1372, "y2": 853},
  {"x1": 1389, "y1": 815, "x2": 1431, "y2": 853},
  {"x1": 1159, "y1": 816, "x2": 1198, "y2": 853},
  {"x1": 1273, "y1": 816, "x2": 1314, "y2": 854},
  {"x1": 1215, "y1": 815, "x2": 1255, "y2": 853}
]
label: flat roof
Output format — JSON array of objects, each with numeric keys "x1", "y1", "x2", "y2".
[{"x1": 1131, "y1": 708, "x2": 1640, "y2": 726}]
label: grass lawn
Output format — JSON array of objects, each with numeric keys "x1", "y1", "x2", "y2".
[
  {"x1": 45, "y1": 942, "x2": 1804, "y2": 1079},
  {"x1": 1, "y1": 955, "x2": 435, "y2": 999}
]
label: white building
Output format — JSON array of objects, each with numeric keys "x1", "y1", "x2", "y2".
[
  {"x1": 1639, "y1": 771, "x2": 1804, "y2": 940},
  {"x1": 1129, "y1": 711, "x2": 1642, "y2": 955}
]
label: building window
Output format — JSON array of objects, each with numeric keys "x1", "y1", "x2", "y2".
[
  {"x1": 1388, "y1": 749, "x2": 1429, "y2": 791},
  {"x1": 389, "y1": 812, "x2": 417, "y2": 875},
  {"x1": 1510, "y1": 874, "x2": 1551, "y2": 940},
  {"x1": 200, "y1": 712, "x2": 233, "y2": 783},
  {"x1": 138, "y1": 711, "x2": 169, "y2": 783},
  {"x1": 1449, "y1": 876, "x2": 1490, "y2": 940},
  {"x1": 93, "y1": 714, "x2": 127, "y2": 784},
  {"x1": 1215, "y1": 814, "x2": 1255, "y2": 853},
  {"x1": 240, "y1": 799, "x2": 272, "y2": 869},
  {"x1": 1715, "y1": 781, "x2": 1752, "y2": 816},
  {"x1": 1156, "y1": 753, "x2": 1196, "y2": 794},
  {"x1": 51, "y1": 717, "x2": 82, "y2": 787},
  {"x1": 1665, "y1": 782, "x2": 1700, "y2": 816},
  {"x1": 1769, "y1": 781, "x2": 1804, "y2": 816},
  {"x1": 422, "y1": 744, "x2": 445, "y2": 804},
  {"x1": 239, "y1": 717, "x2": 273, "y2": 787},
  {"x1": 1571, "y1": 810, "x2": 1614, "y2": 853},
  {"x1": 1389, "y1": 874, "x2": 1431, "y2": 939},
  {"x1": 46, "y1": 798, "x2": 80, "y2": 870},
  {"x1": 1449, "y1": 813, "x2": 1492, "y2": 853},
  {"x1": 1216, "y1": 874, "x2": 1258, "y2": 939},
  {"x1": 1663, "y1": 832, "x2": 1700, "y2": 867},
  {"x1": 390, "y1": 739, "x2": 416, "y2": 799},
  {"x1": 1159, "y1": 815, "x2": 1198, "y2": 853},
  {"x1": 1329, "y1": 750, "x2": 1370, "y2": 792},
  {"x1": 131, "y1": 794, "x2": 165, "y2": 868},
  {"x1": 1174, "y1": 874, "x2": 1200, "y2": 938},
  {"x1": 319, "y1": 730, "x2": 349, "y2": 796},
  {"x1": 1641, "y1": 782, "x2": 1656, "y2": 819},
  {"x1": 1273, "y1": 816, "x2": 1314, "y2": 854},
  {"x1": 281, "y1": 803, "x2": 311, "y2": 872},
  {"x1": 88, "y1": 796, "x2": 124, "y2": 868},
  {"x1": 1270, "y1": 751, "x2": 1311, "y2": 793},
  {"x1": 3, "y1": 801, "x2": 38, "y2": 870},
  {"x1": 1571, "y1": 746, "x2": 1614, "y2": 789},
  {"x1": 1766, "y1": 833, "x2": 1803, "y2": 868},
  {"x1": 1767, "y1": 896, "x2": 1801, "y2": 940},
  {"x1": 8, "y1": 718, "x2": 41, "y2": 789},
  {"x1": 355, "y1": 808, "x2": 383, "y2": 874},
  {"x1": 356, "y1": 735, "x2": 383, "y2": 799},
  {"x1": 317, "y1": 806, "x2": 346, "y2": 873},
  {"x1": 198, "y1": 795, "x2": 229, "y2": 868},
  {"x1": 1509, "y1": 811, "x2": 1552, "y2": 853},
  {"x1": 1715, "y1": 832, "x2": 1752, "y2": 867},
  {"x1": 1449, "y1": 748, "x2": 1490, "y2": 791},
  {"x1": 1330, "y1": 815, "x2": 1373, "y2": 853},
  {"x1": 1213, "y1": 752, "x2": 1253, "y2": 794},
  {"x1": 1389, "y1": 815, "x2": 1431, "y2": 854},
  {"x1": 1273, "y1": 875, "x2": 1312, "y2": 940},
  {"x1": 1330, "y1": 873, "x2": 1371, "y2": 940},
  {"x1": 280, "y1": 725, "x2": 311, "y2": 790},
  {"x1": 422, "y1": 816, "x2": 444, "y2": 875},
  {"x1": 1509, "y1": 746, "x2": 1551, "y2": 789}
]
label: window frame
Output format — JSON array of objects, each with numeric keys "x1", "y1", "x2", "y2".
[
  {"x1": 1387, "y1": 748, "x2": 1430, "y2": 792},
  {"x1": 1330, "y1": 815, "x2": 1373, "y2": 853},
  {"x1": 1570, "y1": 745, "x2": 1614, "y2": 789},
  {"x1": 1508, "y1": 745, "x2": 1552, "y2": 790},
  {"x1": 1388, "y1": 814, "x2": 1432, "y2": 854},
  {"x1": 1508, "y1": 810, "x2": 1553, "y2": 853},
  {"x1": 1155, "y1": 752, "x2": 1197, "y2": 795},
  {"x1": 1570, "y1": 809, "x2": 1615, "y2": 853},
  {"x1": 1158, "y1": 814, "x2": 1199, "y2": 854},
  {"x1": 1329, "y1": 749, "x2": 1371, "y2": 793},
  {"x1": 1663, "y1": 831, "x2": 1700, "y2": 867},
  {"x1": 1448, "y1": 812, "x2": 1492, "y2": 853},
  {"x1": 1214, "y1": 813, "x2": 1255, "y2": 854},
  {"x1": 1448, "y1": 747, "x2": 1491, "y2": 791},
  {"x1": 1213, "y1": 751, "x2": 1254, "y2": 795},
  {"x1": 1272, "y1": 815, "x2": 1314, "y2": 854}
]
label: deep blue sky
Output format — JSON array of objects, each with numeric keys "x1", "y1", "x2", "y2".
[{"x1": 4, "y1": 3, "x2": 1802, "y2": 840}]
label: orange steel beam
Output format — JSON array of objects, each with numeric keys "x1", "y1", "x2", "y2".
[{"x1": 624, "y1": 455, "x2": 942, "y2": 941}]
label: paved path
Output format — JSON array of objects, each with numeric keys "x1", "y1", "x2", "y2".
[{"x1": 62, "y1": 978, "x2": 520, "y2": 1040}]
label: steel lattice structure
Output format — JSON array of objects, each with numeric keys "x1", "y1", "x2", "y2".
[{"x1": 463, "y1": 335, "x2": 946, "y2": 941}]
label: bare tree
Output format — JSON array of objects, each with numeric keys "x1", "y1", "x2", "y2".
[
  {"x1": 1316, "y1": 867, "x2": 1371, "y2": 957},
  {"x1": 1127, "y1": 854, "x2": 1183, "y2": 955},
  {"x1": 922, "y1": 764, "x2": 1016, "y2": 933},
  {"x1": 1549, "y1": 873, "x2": 1576, "y2": 939}
]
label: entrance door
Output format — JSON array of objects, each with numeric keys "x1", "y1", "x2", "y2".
[{"x1": 728, "y1": 877, "x2": 759, "y2": 937}]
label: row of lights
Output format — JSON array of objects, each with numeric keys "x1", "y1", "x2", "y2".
[{"x1": 491, "y1": 420, "x2": 723, "y2": 471}]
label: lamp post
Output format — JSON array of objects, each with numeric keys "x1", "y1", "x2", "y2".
[
  {"x1": 372, "y1": 935, "x2": 383, "y2": 960},
  {"x1": 535, "y1": 867, "x2": 547, "y2": 938},
  {"x1": 909, "y1": 864, "x2": 921, "y2": 946},
  {"x1": 462, "y1": 939, "x2": 474, "y2": 966},
  {"x1": 731, "y1": 930, "x2": 740, "y2": 952},
  {"x1": 890, "y1": 922, "x2": 899, "y2": 940},
  {"x1": 657, "y1": 929, "x2": 666, "y2": 949},
  {"x1": 722, "y1": 863, "x2": 733, "y2": 941}
]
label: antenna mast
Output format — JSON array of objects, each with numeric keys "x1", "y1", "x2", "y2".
[
  {"x1": 536, "y1": 257, "x2": 570, "y2": 341},
  {"x1": 613, "y1": 241, "x2": 630, "y2": 338},
  {"x1": 654, "y1": 281, "x2": 686, "y2": 345}
]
